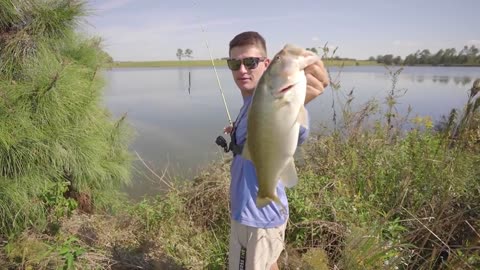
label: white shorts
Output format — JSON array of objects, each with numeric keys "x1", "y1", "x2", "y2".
[{"x1": 228, "y1": 220, "x2": 286, "y2": 270}]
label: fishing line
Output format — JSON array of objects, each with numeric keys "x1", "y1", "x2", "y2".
[{"x1": 192, "y1": 1, "x2": 233, "y2": 126}]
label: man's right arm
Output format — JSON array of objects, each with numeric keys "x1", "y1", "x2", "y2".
[{"x1": 305, "y1": 60, "x2": 329, "y2": 105}]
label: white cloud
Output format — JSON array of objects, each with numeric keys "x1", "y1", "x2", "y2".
[
  {"x1": 392, "y1": 40, "x2": 419, "y2": 47},
  {"x1": 466, "y1": 40, "x2": 480, "y2": 46},
  {"x1": 84, "y1": 11, "x2": 309, "y2": 61}
]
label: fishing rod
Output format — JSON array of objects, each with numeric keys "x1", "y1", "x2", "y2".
[
  {"x1": 192, "y1": 2, "x2": 237, "y2": 154},
  {"x1": 199, "y1": 21, "x2": 233, "y2": 126},
  {"x1": 200, "y1": 25, "x2": 237, "y2": 153}
]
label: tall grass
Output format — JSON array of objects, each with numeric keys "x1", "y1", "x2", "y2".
[
  {"x1": 125, "y1": 68, "x2": 479, "y2": 269},
  {"x1": 0, "y1": 0, "x2": 132, "y2": 237},
  {"x1": 57, "y1": 66, "x2": 476, "y2": 270}
]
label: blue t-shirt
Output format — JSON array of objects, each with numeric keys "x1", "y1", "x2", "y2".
[{"x1": 229, "y1": 95, "x2": 310, "y2": 228}]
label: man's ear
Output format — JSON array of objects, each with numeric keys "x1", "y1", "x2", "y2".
[{"x1": 264, "y1": 58, "x2": 270, "y2": 68}]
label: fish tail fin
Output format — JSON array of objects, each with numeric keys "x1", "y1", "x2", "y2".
[
  {"x1": 256, "y1": 195, "x2": 286, "y2": 211},
  {"x1": 256, "y1": 196, "x2": 273, "y2": 208}
]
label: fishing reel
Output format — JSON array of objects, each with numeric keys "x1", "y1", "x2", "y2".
[
  {"x1": 215, "y1": 134, "x2": 243, "y2": 155},
  {"x1": 215, "y1": 135, "x2": 230, "y2": 153}
]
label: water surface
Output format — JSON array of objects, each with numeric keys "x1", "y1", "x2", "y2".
[{"x1": 102, "y1": 65, "x2": 480, "y2": 199}]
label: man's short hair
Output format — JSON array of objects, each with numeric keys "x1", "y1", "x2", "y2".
[{"x1": 229, "y1": 31, "x2": 267, "y2": 57}]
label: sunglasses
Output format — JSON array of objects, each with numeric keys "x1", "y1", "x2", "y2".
[{"x1": 227, "y1": 57, "x2": 266, "y2": 71}]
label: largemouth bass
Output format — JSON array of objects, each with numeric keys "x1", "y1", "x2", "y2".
[{"x1": 242, "y1": 44, "x2": 319, "y2": 210}]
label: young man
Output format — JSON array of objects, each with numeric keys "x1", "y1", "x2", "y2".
[{"x1": 224, "y1": 31, "x2": 329, "y2": 270}]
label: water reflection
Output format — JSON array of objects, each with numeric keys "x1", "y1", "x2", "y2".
[{"x1": 416, "y1": 75, "x2": 472, "y2": 85}]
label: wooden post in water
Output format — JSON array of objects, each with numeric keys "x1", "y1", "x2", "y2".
[{"x1": 188, "y1": 71, "x2": 191, "y2": 95}]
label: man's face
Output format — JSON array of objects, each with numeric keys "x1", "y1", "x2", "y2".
[{"x1": 229, "y1": 45, "x2": 269, "y2": 96}]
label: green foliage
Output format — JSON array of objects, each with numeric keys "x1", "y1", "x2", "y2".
[
  {"x1": 0, "y1": 0, "x2": 132, "y2": 237},
  {"x1": 176, "y1": 48, "x2": 193, "y2": 60},
  {"x1": 129, "y1": 192, "x2": 185, "y2": 233},
  {"x1": 288, "y1": 65, "x2": 480, "y2": 268},
  {"x1": 40, "y1": 181, "x2": 78, "y2": 219},
  {"x1": 0, "y1": 174, "x2": 50, "y2": 235},
  {"x1": 374, "y1": 45, "x2": 480, "y2": 66},
  {"x1": 24, "y1": 0, "x2": 88, "y2": 40},
  {"x1": 176, "y1": 48, "x2": 183, "y2": 60},
  {"x1": 0, "y1": 0, "x2": 20, "y2": 29},
  {"x1": 3, "y1": 232, "x2": 92, "y2": 270},
  {"x1": 306, "y1": 47, "x2": 318, "y2": 54},
  {"x1": 125, "y1": 187, "x2": 229, "y2": 269},
  {"x1": 0, "y1": 0, "x2": 90, "y2": 79},
  {"x1": 184, "y1": 48, "x2": 193, "y2": 58},
  {"x1": 57, "y1": 237, "x2": 86, "y2": 270},
  {"x1": 1, "y1": 5, "x2": 478, "y2": 268}
]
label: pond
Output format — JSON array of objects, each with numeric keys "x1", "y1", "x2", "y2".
[{"x1": 102, "y1": 65, "x2": 480, "y2": 199}]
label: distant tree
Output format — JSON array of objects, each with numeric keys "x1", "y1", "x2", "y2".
[
  {"x1": 393, "y1": 56, "x2": 402, "y2": 65},
  {"x1": 467, "y1": 45, "x2": 479, "y2": 64},
  {"x1": 393, "y1": 45, "x2": 479, "y2": 66},
  {"x1": 383, "y1": 54, "x2": 394, "y2": 65},
  {"x1": 306, "y1": 47, "x2": 319, "y2": 55},
  {"x1": 404, "y1": 54, "x2": 416, "y2": 65},
  {"x1": 468, "y1": 45, "x2": 479, "y2": 56},
  {"x1": 368, "y1": 56, "x2": 375, "y2": 61},
  {"x1": 443, "y1": 48, "x2": 456, "y2": 65},
  {"x1": 458, "y1": 45, "x2": 469, "y2": 64},
  {"x1": 176, "y1": 48, "x2": 183, "y2": 60},
  {"x1": 184, "y1": 48, "x2": 193, "y2": 59},
  {"x1": 431, "y1": 49, "x2": 444, "y2": 65},
  {"x1": 419, "y1": 49, "x2": 431, "y2": 64},
  {"x1": 376, "y1": 55, "x2": 384, "y2": 63}
]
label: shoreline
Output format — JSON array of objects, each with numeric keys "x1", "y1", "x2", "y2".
[
  {"x1": 109, "y1": 60, "x2": 480, "y2": 69},
  {"x1": 110, "y1": 59, "x2": 379, "y2": 68}
]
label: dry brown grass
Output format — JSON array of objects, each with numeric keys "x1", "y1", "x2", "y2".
[
  {"x1": 184, "y1": 156, "x2": 231, "y2": 229},
  {"x1": 2, "y1": 211, "x2": 183, "y2": 270}
]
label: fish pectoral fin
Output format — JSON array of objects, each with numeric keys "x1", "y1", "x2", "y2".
[
  {"x1": 241, "y1": 140, "x2": 252, "y2": 161},
  {"x1": 280, "y1": 159, "x2": 299, "y2": 188},
  {"x1": 296, "y1": 105, "x2": 309, "y2": 129}
]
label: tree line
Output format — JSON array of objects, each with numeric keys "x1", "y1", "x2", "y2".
[
  {"x1": 176, "y1": 48, "x2": 193, "y2": 60},
  {"x1": 370, "y1": 45, "x2": 480, "y2": 66},
  {"x1": 306, "y1": 47, "x2": 356, "y2": 61},
  {"x1": 172, "y1": 45, "x2": 480, "y2": 66}
]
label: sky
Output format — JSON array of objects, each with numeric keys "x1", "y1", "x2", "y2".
[{"x1": 82, "y1": 0, "x2": 480, "y2": 61}]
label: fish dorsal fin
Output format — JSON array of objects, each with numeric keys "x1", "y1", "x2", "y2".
[
  {"x1": 280, "y1": 159, "x2": 298, "y2": 188},
  {"x1": 296, "y1": 105, "x2": 309, "y2": 129}
]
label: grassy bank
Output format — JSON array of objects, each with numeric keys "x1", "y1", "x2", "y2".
[
  {"x1": 2, "y1": 68, "x2": 479, "y2": 269},
  {"x1": 0, "y1": 0, "x2": 132, "y2": 248},
  {"x1": 1, "y1": 1, "x2": 479, "y2": 269},
  {"x1": 111, "y1": 59, "x2": 378, "y2": 68}
]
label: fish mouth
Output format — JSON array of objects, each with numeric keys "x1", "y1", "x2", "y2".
[{"x1": 278, "y1": 82, "x2": 298, "y2": 94}]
